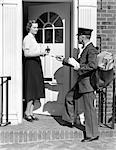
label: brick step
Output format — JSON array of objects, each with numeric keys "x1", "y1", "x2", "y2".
[{"x1": 0, "y1": 115, "x2": 116, "y2": 145}]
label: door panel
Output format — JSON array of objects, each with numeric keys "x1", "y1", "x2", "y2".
[{"x1": 28, "y1": 3, "x2": 70, "y2": 115}]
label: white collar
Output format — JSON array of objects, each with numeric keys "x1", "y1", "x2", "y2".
[{"x1": 83, "y1": 41, "x2": 91, "y2": 49}]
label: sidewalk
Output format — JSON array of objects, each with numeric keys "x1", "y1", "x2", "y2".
[
  {"x1": 0, "y1": 115, "x2": 116, "y2": 145},
  {"x1": 0, "y1": 137, "x2": 116, "y2": 150}
]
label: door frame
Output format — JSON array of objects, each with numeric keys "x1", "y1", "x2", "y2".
[{"x1": 22, "y1": 0, "x2": 79, "y2": 88}]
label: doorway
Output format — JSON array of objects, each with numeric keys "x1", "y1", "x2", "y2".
[{"x1": 23, "y1": 1, "x2": 71, "y2": 116}]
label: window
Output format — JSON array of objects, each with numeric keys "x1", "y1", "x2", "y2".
[{"x1": 36, "y1": 12, "x2": 63, "y2": 43}]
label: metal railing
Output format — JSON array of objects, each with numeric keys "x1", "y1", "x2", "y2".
[
  {"x1": 97, "y1": 77, "x2": 115, "y2": 129},
  {"x1": 0, "y1": 76, "x2": 11, "y2": 126}
]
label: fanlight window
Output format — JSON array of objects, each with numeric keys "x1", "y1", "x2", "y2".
[{"x1": 36, "y1": 12, "x2": 63, "y2": 43}]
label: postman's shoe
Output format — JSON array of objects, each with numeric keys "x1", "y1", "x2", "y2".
[
  {"x1": 87, "y1": 136, "x2": 99, "y2": 142},
  {"x1": 81, "y1": 137, "x2": 91, "y2": 142},
  {"x1": 81, "y1": 136, "x2": 99, "y2": 142}
]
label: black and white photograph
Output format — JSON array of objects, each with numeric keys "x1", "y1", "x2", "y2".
[{"x1": 0, "y1": 0, "x2": 116, "y2": 149}]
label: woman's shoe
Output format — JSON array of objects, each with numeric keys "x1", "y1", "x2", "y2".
[
  {"x1": 24, "y1": 114, "x2": 33, "y2": 122},
  {"x1": 31, "y1": 115, "x2": 39, "y2": 121}
]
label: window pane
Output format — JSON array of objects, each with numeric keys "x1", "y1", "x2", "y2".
[
  {"x1": 45, "y1": 24, "x2": 52, "y2": 28},
  {"x1": 50, "y1": 12, "x2": 58, "y2": 23},
  {"x1": 55, "y1": 29, "x2": 63, "y2": 43},
  {"x1": 35, "y1": 29, "x2": 43, "y2": 43},
  {"x1": 40, "y1": 12, "x2": 48, "y2": 23},
  {"x1": 36, "y1": 19, "x2": 44, "y2": 28},
  {"x1": 45, "y1": 29, "x2": 53, "y2": 43},
  {"x1": 54, "y1": 17, "x2": 63, "y2": 27}
]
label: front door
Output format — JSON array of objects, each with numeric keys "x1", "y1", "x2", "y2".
[{"x1": 28, "y1": 3, "x2": 71, "y2": 115}]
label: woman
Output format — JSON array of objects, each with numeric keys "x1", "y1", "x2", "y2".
[{"x1": 23, "y1": 20, "x2": 48, "y2": 122}]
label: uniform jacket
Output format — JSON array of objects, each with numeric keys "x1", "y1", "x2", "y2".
[{"x1": 63, "y1": 42, "x2": 98, "y2": 94}]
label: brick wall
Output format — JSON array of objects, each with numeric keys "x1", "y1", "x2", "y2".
[
  {"x1": 97, "y1": 0, "x2": 116, "y2": 54},
  {"x1": 97, "y1": 0, "x2": 116, "y2": 124}
]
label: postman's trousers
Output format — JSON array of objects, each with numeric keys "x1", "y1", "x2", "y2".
[
  {"x1": 62, "y1": 89, "x2": 99, "y2": 137},
  {"x1": 62, "y1": 85, "x2": 83, "y2": 123}
]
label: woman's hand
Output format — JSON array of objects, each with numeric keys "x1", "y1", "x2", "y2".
[{"x1": 40, "y1": 51, "x2": 50, "y2": 57}]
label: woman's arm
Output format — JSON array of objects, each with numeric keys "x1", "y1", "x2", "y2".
[
  {"x1": 23, "y1": 46, "x2": 47, "y2": 57},
  {"x1": 23, "y1": 37, "x2": 48, "y2": 57}
]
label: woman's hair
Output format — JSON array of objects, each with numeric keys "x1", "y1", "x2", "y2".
[{"x1": 26, "y1": 20, "x2": 36, "y2": 32}]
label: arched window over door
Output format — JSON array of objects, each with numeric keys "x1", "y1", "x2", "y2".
[{"x1": 36, "y1": 12, "x2": 63, "y2": 43}]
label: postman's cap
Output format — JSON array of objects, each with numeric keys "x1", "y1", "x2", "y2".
[{"x1": 77, "y1": 27, "x2": 93, "y2": 36}]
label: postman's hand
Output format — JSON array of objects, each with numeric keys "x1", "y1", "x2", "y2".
[
  {"x1": 73, "y1": 63, "x2": 80, "y2": 70},
  {"x1": 55, "y1": 55, "x2": 64, "y2": 61},
  {"x1": 68, "y1": 57, "x2": 80, "y2": 70}
]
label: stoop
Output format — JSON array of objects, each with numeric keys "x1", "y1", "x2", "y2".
[{"x1": 0, "y1": 115, "x2": 116, "y2": 145}]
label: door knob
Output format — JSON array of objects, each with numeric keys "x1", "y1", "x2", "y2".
[{"x1": 45, "y1": 46, "x2": 50, "y2": 53}]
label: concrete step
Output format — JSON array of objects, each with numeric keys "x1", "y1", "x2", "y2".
[{"x1": 0, "y1": 115, "x2": 116, "y2": 145}]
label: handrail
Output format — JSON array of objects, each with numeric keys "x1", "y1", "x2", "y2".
[
  {"x1": 97, "y1": 76, "x2": 115, "y2": 129},
  {"x1": 0, "y1": 76, "x2": 11, "y2": 126}
]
